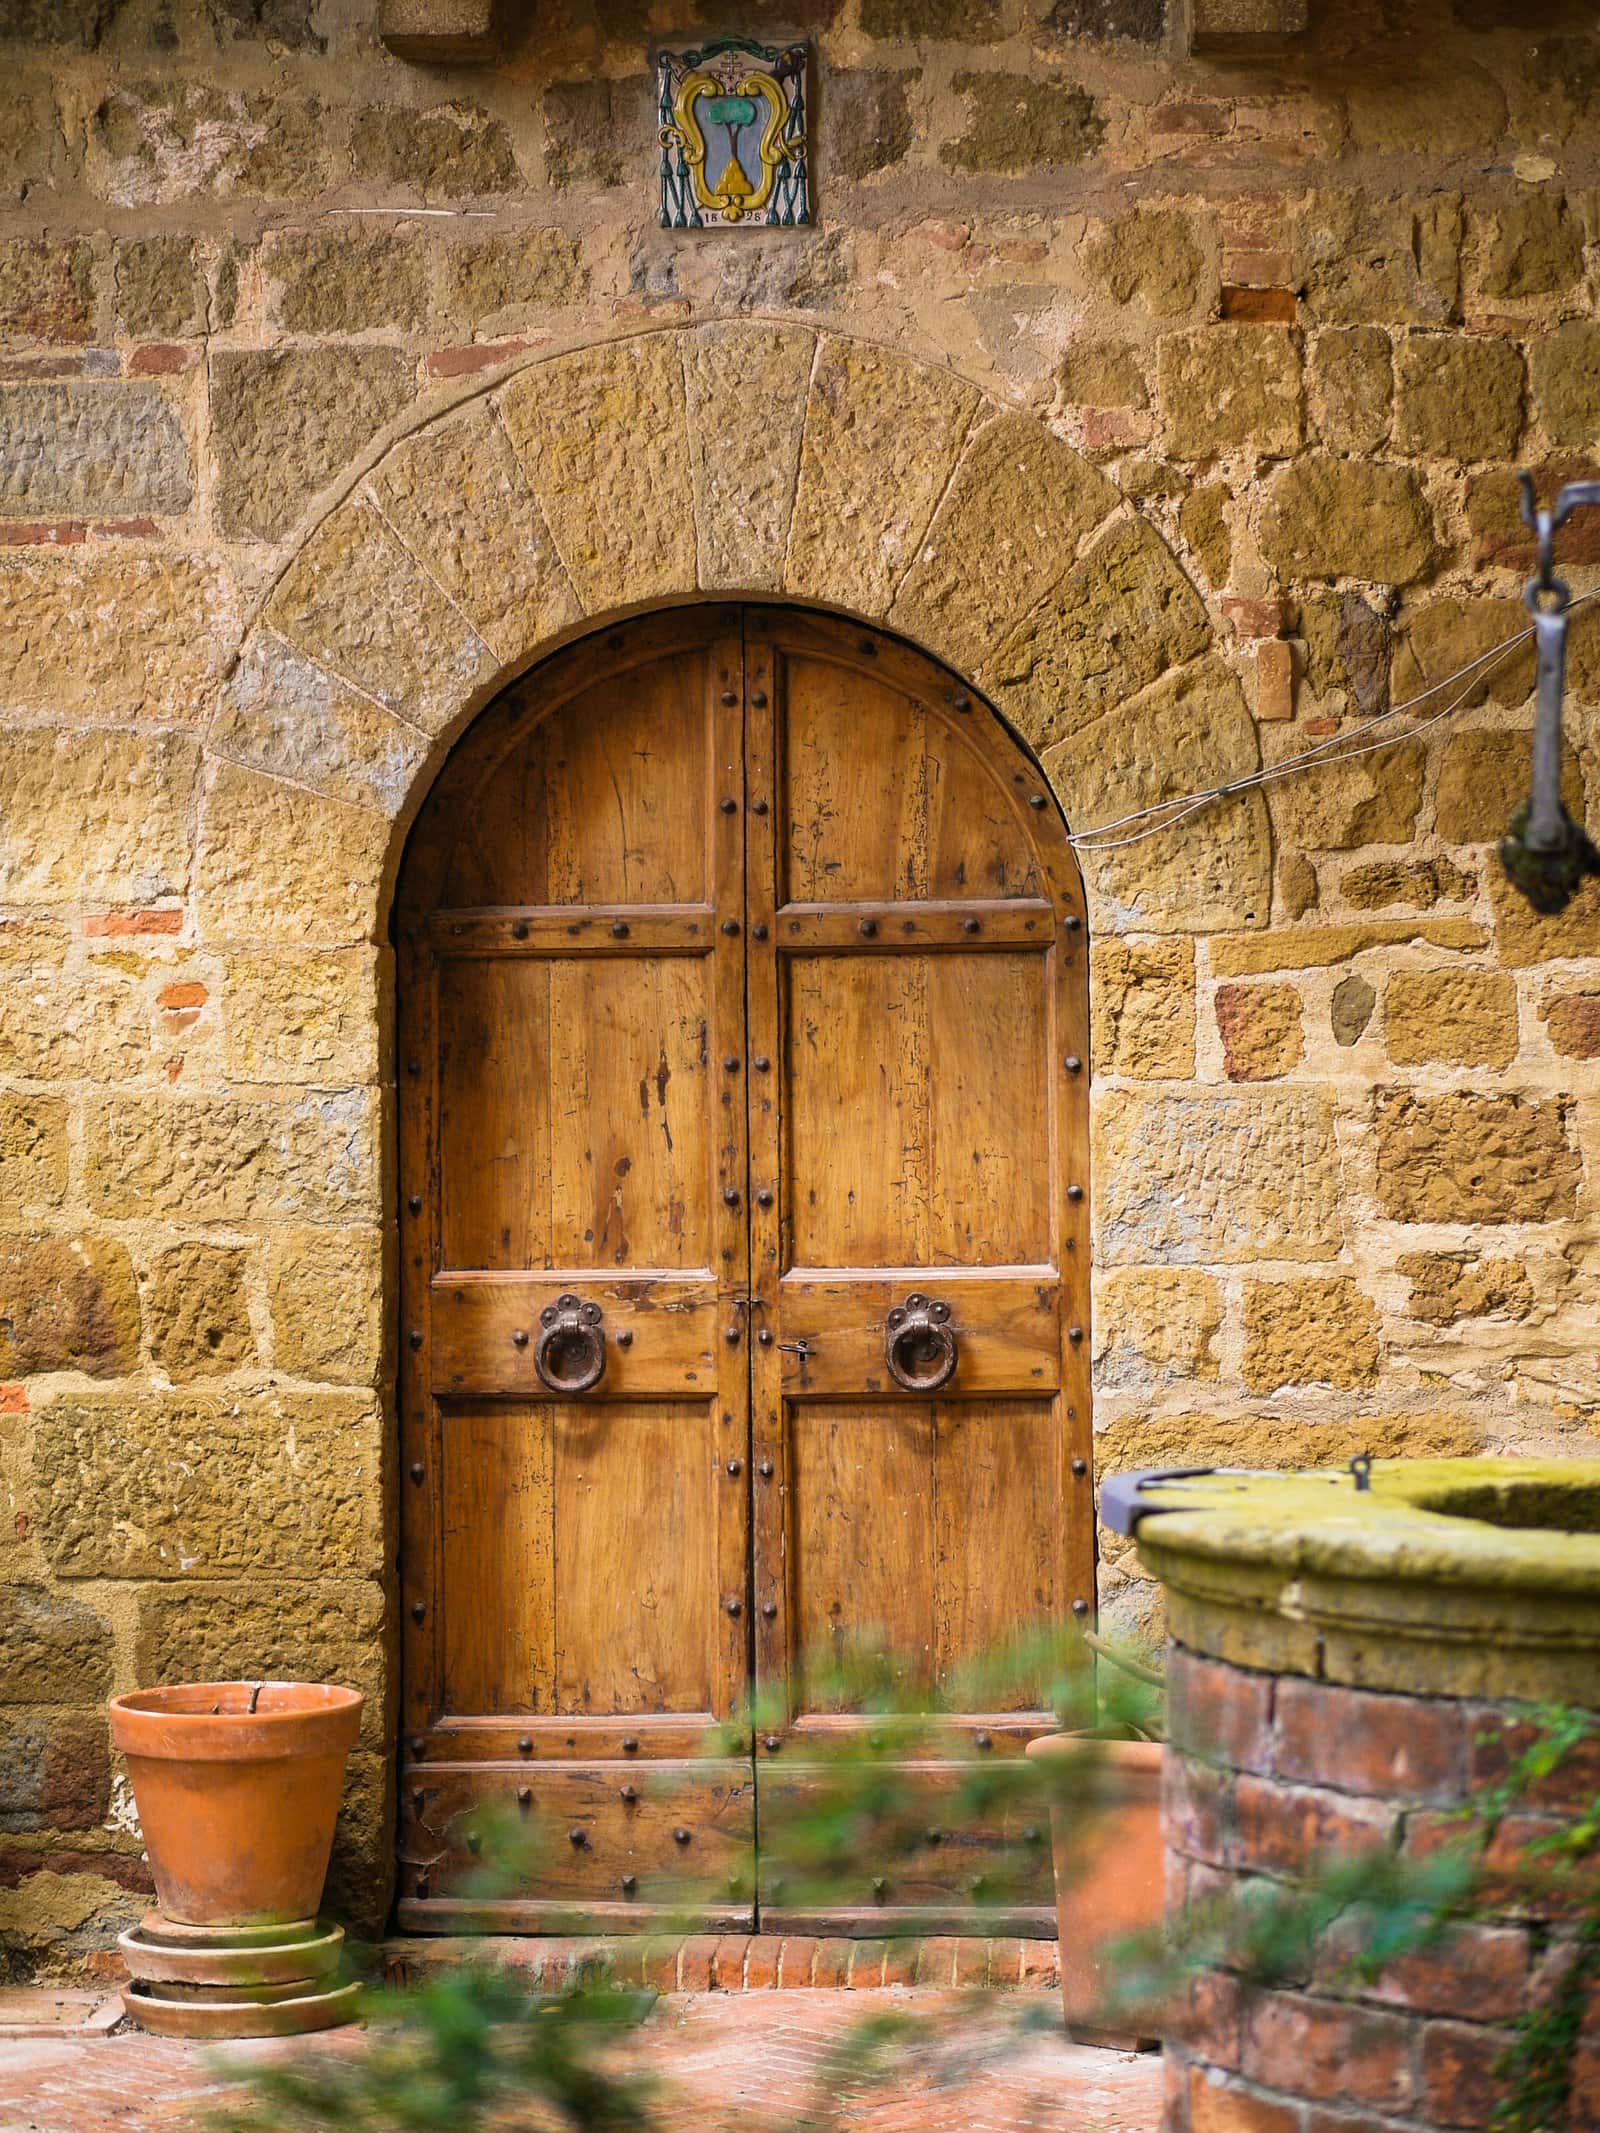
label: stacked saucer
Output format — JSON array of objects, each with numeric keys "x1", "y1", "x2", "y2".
[{"x1": 117, "y1": 1911, "x2": 360, "y2": 2038}]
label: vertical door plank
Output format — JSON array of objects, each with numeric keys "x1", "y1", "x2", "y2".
[
  {"x1": 932, "y1": 1400, "x2": 1058, "y2": 1705},
  {"x1": 441, "y1": 1406, "x2": 555, "y2": 1715},
  {"x1": 437, "y1": 958, "x2": 553, "y2": 1271},
  {"x1": 925, "y1": 954, "x2": 1050, "y2": 1268}
]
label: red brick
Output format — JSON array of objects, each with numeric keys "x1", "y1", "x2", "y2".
[
  {"x1": 1275, "y1": 1680, "x2": 1467, "y2": 1803},
  {"x1": 157, "y1": 980, "x2": 206, "y2": 1011},
  {"x1": 92, "y1": 517, "x2": 160, "y2": 538},
  {"x1": 81, "y1": 908, "x2": 183, "y2": 937},
  {"x1": 1305, "y1": 2113, "x2": 1412, "y2": 2133},
  {"x1": 1220, "y1": 286, "x2": 1298, "y2": 324},
  {"x1": 1255, "y1": 640, "x2": 1295, "y2": 721},
  {"x1": 1233, "y1": 1775, "x2": 1393, "y2": 1878},
  {"x1": 600, "y1": 1940, "x2": 645, "y2": 1986},
  {"x1": 845, "y1": 1939, "x2": 887, "y2": 1987},
  {"x1": 425, "y1": 337, "x2": 535, "y2": 378},
  {"x1": 987, "y1": 1936, "x2": 1024, "y2": 1987},
  {"x1": 776, "y1": 1936, "x2": 817, "y2": 1987},
  {"x1": 678, "y1": 1935, "x2": 718, "y2": 1992},
  {"x1": 1166, "y1": 2048, "x2": 1193, "y2": 2131},
  {"x1": 640, "y1": 1936, "x2": 679, "y2": 1992},
  {"x1": 811, "y1": 1937, "x2": 851, "y2": 1987},
  {"x1": 1421, "y1": 2019, "x2": 1516, "y2": 2127},
  {"x1": 1468, "y1": 1709, "x2": 1600, "y2": 1814},
  {"x1": 1165, "y1": 1754, "x2": 1235, "y2": 1866},
  {"x1": 916, "y1": 1936, "x2": 961, "y2": 1987},
  {"x1": 128, "y1": 344, "x2": 198, "y2": 375},
  {"x1": 1413, "y1": 1811, "x2": 1600, "y2": 1921},
  {"x1": 0, "y1": 519, "x2": 86, "y2": 544},
  {"x1": 1571, "y1": 2038, "x2": 1600, "y2": 2125},
  {"x1": 953, "y1": 1938, "x2": 989, "y2": 1987},
  {"x1": 1242, "y1": 1990, "x2": 1415, "y2": 2112},
  {"x1": 1169, "y1": 1653, "x2": 1276, "y2": 1773},
  {"x1": 881, "y1": 1937, "x2": 919, "y2": 1986},
  {"x1": 1187, "y1": 2067, "x2": 1301, "y2": 2133},
  {"x1": 1220, "y1": 598, "x2": 1293, "y2": 641},
  {"x1": 1317, "y1": 1916, "x2": 1527, "y2": 2023},
  {"x1": 0, "y1": 1385, "x2": 26, "y2": 1413},
  {"x1": 710, "y1": 1934, "x2": 749, "y2": 1989},
  {"x1": 1172, "y1": 1969, "x2": 1245, "y2": 2073},
  {"x1": 742, "y1": 1936, "x2": 780, "y2": 1988}
]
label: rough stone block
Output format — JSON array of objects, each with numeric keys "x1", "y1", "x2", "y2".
[
  {"x1": 0, "y1": 1586, "x2": 113, "y2": 1704},
  {"x1": 1435, "y1": 728, "x2": 1581, "y2": 845},
  {"x1": 1044, "y1": 656, "x2": 1269, "y2": 934},
  {"x1": 1481, "y1": 192, "x2": 1583, "y2": 301},
  {"x1": 986, "y1": 517, "x2": 1211, "y2": 752},
  {"x1": 499, "y1": 336, "x2": 696, "y2": 613},
  {"x1": 134, "y1": 1578, "x2": 388, "y2": 1746},
  {"x1": 1341, "y1": 856, "x2": 1473, "y2": 911},
  {"x1": 196, "y1": 763, "x2": 391, "y2": 946},
  {"x1": 210, "y1": 628, "x2": 429, "y2": 817},
  {"x1": 863, "y1": 0, "x2": 1003, "y2": 33},
  {"x1": 1242, "y1": 1275, "x2": 1379, "y2": 1391},
  {"x1": 1099, "y1": 1409, "x2": 1487, "y2": 1479},
  {"x1": 89, "y1": 82, "x2": 333, "y2": 203},
  {"x1": 1398, "y1": 1252, "x2": 1532, "y2": 1326},
  {"x1": 0, "y1": 555, "x2": 236, "y2": 723},
  {"x1": 1385, "y1": 968, "x2": 1518, "y2": 1069},
  {"x1": 86, "y1": 1089, "x2": 379, "y2": 1223},
  {"x1": 1259, "y1": 456, "x2": 1435, "y2": 583},
  {"x1": 212, "y1": 348, "x2": 414, "y2": 542},
  {"x1": 0, "y1": 1095, "x2": 68, "y2": 1213},
  {"x1": 1213, "y1": 918, "x2": 1483, "y2": 975},
  {"x1": 1059, "y1": 340, "x2": 1148, "y2": 409},
  {"x1": 893, "y1": 410, "x2": 1117, "y2": 672},
  {"x1": 440, "y1": 231, "x2": 587, "y2": 328},
  {"x1": 1394, "y1": 333, "x2": 1524, "y2": 461},
  {"x1": 1308, "y1": 326, "x2": 1392, "y2": 452},
  {"x1": 0, "y1": 1236, "x2": 139, "y2": 1380},
  {"x1": 265, "y1": 499, "x2": 495, "y2": 734},
  {"x1": 1292, "y1": 192, "x2": 1461, "y2": 329},
  {"x1": 348, "y1": 99, "x2": 523, "y2": 200},
  {"x1": 1215, "y1": 981, "x2": 1304, "y2": 1080},
  {"x1": 35, "y1": 1391, "x2": 383, "y2": 1579},
  {"x1": 323, "y1": 1747, "x2": 392, "y2": 1933},
  {"x1": 1542, "y1": 989, "x2": 1600, "y2": 1059},
  {"x1": 0, "y1": 382, "x2": 191, "y2": 517},
  {"x1": 0, "y1": 730, "x2": 197, "y2": 907},
  {"x1": 113, "y1": 235, "x2": 204, "y2": 339},
  {"x1": 826, "y1": 67, "x2": 917, "y2": 180},
  {"x1": 1392, "y1": 598, "x2": 1534, "y2": 717},
  {"x1": 1372, "y1": 1090, "x2": 1579, "y2": 1224},
  {"x1": 1095, "y1": 1087, "x2": 1343, "y2": 1264},
  {"x1": 1095, "y1": 1268, "x2": 1220, "y2": 1389},
  {"x1": 787, "y1": 337, "x2": 979, "y2": 619},
  {"x1": 1159, "y1": 326, "x2": 1301, "y2": 458},
  {"x1": 1491, "y1": 867, "x2": 1600, "y2": 966},
  {"x1": 1091, "y1": 936, "x2": 1196, "y2": 1078},
  {"x1": 0, "y1": 238, "x2": 95, "y2": 345},
  {"x1": 264, "y1": 232, "x2": 430, "y2": 334},
  {"x1": 1178, "y1": 482, "x2": 1232, "y2": 587},
  {"x1": 222, "y1": 947, "x2": 379, "y2": 1085},
  {"x1": 543, "y1": 75, "x2": 654, "y2": 189},
  {"x1": 1086, "y1": 209, "x2": 1208, "y2": 315},
  {"x1": 942, "y1": 72, "x2": 1103, "y2": 172},
  {"x1": 682, "y1": 324, "x2": 814, "y2": 595},
  {"x1": 367, "y1": 402, "x2": 580, "y2": 662},
  {"x1": 268, "y1": 1227, "x2": 385, "y2": 1384},
  {"x1": 0, "y1": 926, "x2": 147, "y2": 1084},
  {"x1": 1530, "y1": 322, "x2": 1600, "y2": 449},
  {"x1": 0, "y1": 1709, "x2": 111, "y2": 1833},
  {"x1": 1301, "y1": 590, "x2": 1390, "y2": 718},
  {"x1": 1265, "y1": 734, "x2": 1423, "y2": 851},
  {"x1": 144, "y1": 1243, "x2": 256, "y2": 1377}
]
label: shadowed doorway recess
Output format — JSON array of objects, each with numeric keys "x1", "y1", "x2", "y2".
[{"x1": 395, "y1": 605, "x2": 1092, "y2": 1937}]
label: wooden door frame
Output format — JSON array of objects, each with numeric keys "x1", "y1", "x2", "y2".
[{"x1": 391, "y1": 599, "x2": 1094, "y2": 1931}]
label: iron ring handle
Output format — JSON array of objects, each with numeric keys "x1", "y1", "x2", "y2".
[
  {"x1": 534, "y1": 1294, "x2": 606, "y2": 1396},
  {"x1": 884, "y1": 1293, "x2": 957, "y2": 1393}
]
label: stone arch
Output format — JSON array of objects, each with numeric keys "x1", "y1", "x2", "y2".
[{"x1": 195, "y1": 323, "x2": 1270, "y2": 956}]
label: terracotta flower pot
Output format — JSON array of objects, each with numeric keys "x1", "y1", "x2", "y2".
[
  {"x1": 1024, "y1": 1731, "x2": 1165, "y2": 2048},
  {"x1": 109, "y1": 1682, "x2": 363, "y2": 1928}
]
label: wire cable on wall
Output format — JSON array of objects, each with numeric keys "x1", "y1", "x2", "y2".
[{"x1": 1065, "y1": 587, "x2": 1600, "y2": 857}]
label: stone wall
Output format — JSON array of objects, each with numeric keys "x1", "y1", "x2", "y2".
[{"x1": 3, "y1": 0, "x2": 1600, "y2": 1972}]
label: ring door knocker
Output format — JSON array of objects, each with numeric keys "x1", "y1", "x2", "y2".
[
  {"x1": 884, "y1": 1293, "x2": 958, "y2": 1393},
  {"x1": 535, "y1": 1294, "x2": 607, "y2": 1395}
]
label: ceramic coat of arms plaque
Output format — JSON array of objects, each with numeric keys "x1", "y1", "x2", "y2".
[{"x1": 656, "y1": 36, "x2": 810, "y2": 228}]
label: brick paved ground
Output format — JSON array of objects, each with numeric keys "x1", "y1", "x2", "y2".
[{"x1": 0, "y1": 1989, "x2": 1162, "y2": 2132}]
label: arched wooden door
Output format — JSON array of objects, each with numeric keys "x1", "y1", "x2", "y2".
[{"x1": 397, "y1": 606, "x2": 1092, "y2": 1937}]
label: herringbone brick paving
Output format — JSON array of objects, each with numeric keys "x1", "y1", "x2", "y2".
[{"x1": 0, "y1": 1989, "x2": 1162, "y2": 2132}]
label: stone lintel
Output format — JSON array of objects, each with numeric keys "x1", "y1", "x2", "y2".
[
  {"x1": 1189, "y1": 0, "x2": 1309, "y2": 54},
  {"x1": 377, "y1": 0, "x2": 498, "y2": 63}
]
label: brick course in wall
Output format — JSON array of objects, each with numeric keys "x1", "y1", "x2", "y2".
[
  {"x1": 2, "y1": 0, "x2": 1600, "y2": 1974},
  {"x1": 1162, "y1": 1648, "x2": 1600, "y2": 2132}
]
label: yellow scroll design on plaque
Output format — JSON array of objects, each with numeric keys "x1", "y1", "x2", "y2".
[{"x1": 666, "y1": 70, "x2": 790, "y2": 223}]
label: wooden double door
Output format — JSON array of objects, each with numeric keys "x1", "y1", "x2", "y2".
[{"x1": 397, "y1": 606, "x2": 1092, "y2": 1937}]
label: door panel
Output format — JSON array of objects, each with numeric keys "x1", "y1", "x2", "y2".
[
  {"x1": 399, "y1": 605, "x2": 1091, "y2": 1938},
  {"x1": 398, "y1": 613, "x2": 751, "y2": 1932},
  {"x1": 744, "y1": 607, "x2": 1092, "y2": 1938}
]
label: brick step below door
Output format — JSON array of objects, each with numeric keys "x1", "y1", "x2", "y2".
[{"x1": 380, "y1": 1935, "x2": 1062, "y2": 1994}]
